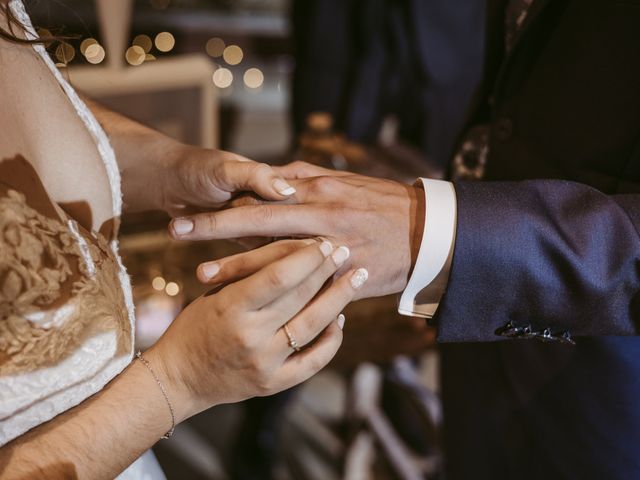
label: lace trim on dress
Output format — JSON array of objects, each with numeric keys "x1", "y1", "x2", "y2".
[{"x1": 0, "y1": 189, "x2": 131, "y2": 376}]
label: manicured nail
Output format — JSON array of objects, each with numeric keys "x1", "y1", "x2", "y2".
[
  {"x1": 350, "y1": 268, "x2": 369, "y2": 289},
  {"x1": 337, "y1": 314, "x2": 346, "y2": 330},
  {"x1": 173, "y1": 218, "x2": 194, "y2": 235},
  {"x1": 331, "y1": 246, "x2": 350, "y2": 266},
  {"x1": 201, "y1": 262, "x2": 220, "y2": 281},
  {"x1": 319, "y1": 240, "x2": 333, "y2": 257},
  {"x1": 273, "y1": 178, "x2": 296, "y2": 196}
]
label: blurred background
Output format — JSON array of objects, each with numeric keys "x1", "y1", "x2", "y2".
[{"x1": 26, "y1": 1, "x2": 485, "y2": 478}]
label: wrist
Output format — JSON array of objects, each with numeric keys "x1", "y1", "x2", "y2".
[
  {"x1": 157, "y1": 141, "x2": 193, "y2": 213},
  {"x1": 143, "y1": 345, "x2": 201, "y2": 423},
  {"x1": 408, "y1": 184, "x2": 426, "y2": 272}
]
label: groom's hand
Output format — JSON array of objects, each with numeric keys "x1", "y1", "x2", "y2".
[
  {"x1": 169, "y1": 162, "x2": 425, "y2": 300},
  {"x1": 160, "y1": 145, "x2": 297, "y2": 218}
]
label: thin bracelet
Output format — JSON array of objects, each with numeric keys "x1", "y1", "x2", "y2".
[{"x1": 136, "y1": 351, "x2": 175, "y2": 439}]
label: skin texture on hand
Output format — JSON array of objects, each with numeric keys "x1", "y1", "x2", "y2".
[
  {"x1": 160, "y1": 145, "x2": 298, "y2": 217},
  {"x1": 83, "y1": 98, "x2": 296, "y2": 215},
  {"x1": 170, "y1": 161, "x2": 426, "y2": 300},
  {"x1": 148, "y1": 239, "x2": 367, "y2": 419}
]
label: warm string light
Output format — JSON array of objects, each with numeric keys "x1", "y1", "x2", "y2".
[
  {"x1": 223, "y1": 44, "x2": 243, "y2": 65},
  {"x1": 205, "y1": 37, "x2": 225, "y2": 58},
  {"x1": 213, "y1": 67, "x2": 233, "y2": 88},
  {"x1": 84, "y1": 43, "x2": 106, "y2": 64},
  {"x1": 206, "y1": 38, "x2": 265, "y2": 91},
  {"x1": 151, "y1": 276, "x2": 180, "y2": 297},
  {"x1": 155, "y1": 32, "x2": 175, "y2": 53},
  {"x1": 243, "y1": 67, "x2": 264, "y2": 89},
  {"x1": 165, "y1": 282, "x2": 180, "y2": 297},
  {"x1": 125, "y1": 45, "x2": 146, "y2": 66}
]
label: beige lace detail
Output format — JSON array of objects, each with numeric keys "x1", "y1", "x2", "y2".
[{"x1": 0, "y1": 188, "x2": 131, "y2": 375}]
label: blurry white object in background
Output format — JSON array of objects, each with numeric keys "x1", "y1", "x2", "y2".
[{"x1": 96, "y1": 0, "x2": 132, "y2": 70}]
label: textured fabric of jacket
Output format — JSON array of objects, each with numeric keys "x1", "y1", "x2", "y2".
[{"x1": 437, "y1": 0, "x2": 640, "y2": 478}]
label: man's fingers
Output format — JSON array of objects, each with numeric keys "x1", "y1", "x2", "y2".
[
  {"x1": 170, "y1": 204, "x2": 327, "y2": 240},
  {"x1": 197, "y1": 239, "x2": 316, "y2": 284},
  {"x1": 274, "y1": 160, "x2": 351, "y2": 179},
  {"x1": 214, "y1": 158, "x2": 297, "y2": 201},
  {"x1": 225, "y1": 240, "x2": 333, "y2": 310}
]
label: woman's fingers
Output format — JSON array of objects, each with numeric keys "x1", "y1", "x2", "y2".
[
  {"x1": 214, "y1": 157, "x2": 297, "y2": 201},
  {"x1": 262, "y1": 246, "x2": 352, "y2": 327},
  {"x1": 274, "y1": 267, "x2": 368, "y2": 360},
  {"x1": 273, "y1": 160, "x2": 351, "y2": 180},
  {"x1": 272, "y1": 321, "x2": 344, "y2": 392},
  {"x1": 197, "y1": 239, "x2": 316, "y2": 284},
  {"x1": 224, "y1": 240, "x2": 334, "y2": 310}
]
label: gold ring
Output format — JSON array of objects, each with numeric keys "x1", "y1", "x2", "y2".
[{"x1": 283, "y1": 323, "x2": 301, "y2": 352}]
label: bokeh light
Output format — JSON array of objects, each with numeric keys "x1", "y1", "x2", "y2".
[
  {"x1": 126, "y1": 45, "x2": 146, "y2": 66},
  {"x1": 55, "y1": 42, "x2": 75, "y2": 64},
  {"x1": 80, "y1": 38, "x2": 98, "y2": 55},
  {"x1": 133, "y1": 34, "x2": 153, "y2": 54},
  {"x1": 152, "y1": 276, "x2": 166, "y2": 291},
  {"x1": 165, "y1": 282, "x2": 180, "y2": 296},
  {"x1": 212, "y1": 68, "x2": 233, "y2": 88},
  {"x1": 84, "y1": 43, "x2": 106, "y2": 64},
  {"x1": 243, "y1": 68, "x2": 264, "y2": 89},
  {"x1": 205, "y1": 37, "x2": 225, "y2": 58},
  {"x1": 223, "y1": 45, "x2": 243, "y2": 65},
  {"x1": 155, "y1": 32, "x2": 175, "y2": 53}
]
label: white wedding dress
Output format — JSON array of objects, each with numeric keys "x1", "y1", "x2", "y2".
[{"x1": 0, "y1": 1, "x2": 165, "y2": 478}]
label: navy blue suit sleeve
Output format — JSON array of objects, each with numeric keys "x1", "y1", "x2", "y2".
[{"x1": 435, "y1": 180, "x2": 640, "y2": 342}]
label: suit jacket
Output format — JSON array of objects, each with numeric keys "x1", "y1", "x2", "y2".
[{"x1": 437, "y1": 0, "x2": 640, "y2": 478}]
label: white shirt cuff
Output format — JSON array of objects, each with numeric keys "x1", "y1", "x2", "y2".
[{"x1": 398, "y1": 179, "x2": 457, "y2": 318}]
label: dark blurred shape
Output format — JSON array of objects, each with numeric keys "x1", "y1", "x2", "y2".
[{"x1": 292, "y1": 0, "x2": 485, "y2": 168}]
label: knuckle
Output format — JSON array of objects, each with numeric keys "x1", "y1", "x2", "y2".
[
  {"x1": 290, "y1": 160, "x2": 310, "y2": 170},
  {"x1": 212, "y1": 160, "x2": 230, "y2": 183},
  {"x1": 265, "y1": 266, "x2": 286, "y2": 290},
  {"x1": 252, "y1": 162, "x2": 273, "y2": 179},
  {"x1": 250, "y1": 205, "x2": 275, "y2": 227},
  {"x1": 294, "y1": 280, "x2": 317, "y2": 301},
  {"x1": 306, "y1": 176, "x2": 337, "y2": 196},
  {"x1": 194, "y1": 213, "x2": 216, "y2": 234},
  {"x1": 238, "y1": 331, "x2": 261, "y2": 353},
  {"x1": 253, "y1": 367, "x2": 276, "y2": 395}
]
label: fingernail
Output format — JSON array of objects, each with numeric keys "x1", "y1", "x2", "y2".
[
  {"x1": 337, "y1": 314, "x2": 346, "y2": 330},
  {"x1": 173, "y1": 218, "x2": 194, "y2": 235},
  {"x1": 331, "y1": 246, "x2": 350, "y2": 266},
  {"x1": 319, "y1": 240, "x2": 333, "y2": 257},
  {"x1": 201, "y1": 262, "x2": 220, "y2": 281},
  {"x1": 350, "y1": 268, "x2": 369, "y2": 289},
  {"x1": 273, "y1": 178, "x2": 296, "y2": 196}
]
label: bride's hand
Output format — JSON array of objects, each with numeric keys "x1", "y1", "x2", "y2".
[
  {"x1": 160, "y1": 145, "x2": 296, "y2": 218},
  {"x1": 146, "y1": 240, "x2": 367, "y2": 422}
]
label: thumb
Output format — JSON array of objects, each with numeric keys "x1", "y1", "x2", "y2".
[{"x1": 215, "y1": 158, "x2": 297, "y2": 201}]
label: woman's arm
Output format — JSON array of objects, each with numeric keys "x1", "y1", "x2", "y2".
[
  {"x1": 84, "y1": 99, "x2": 297, "y2": 214},
  {"x1": 0, "y1": 352, "x2": 188, "y2": 479},
  {"x1": 1, "y1": 239, "x2": 366, "y2": 479}
]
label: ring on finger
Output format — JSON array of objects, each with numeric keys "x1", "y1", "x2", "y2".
[{"x1": 283, "y1": 323, "x2": 301, "y2": 353}]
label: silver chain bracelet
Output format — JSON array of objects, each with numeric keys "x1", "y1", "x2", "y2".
[{"x1": 136, "y1": 351, "x2": 176, "y2": 439}]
